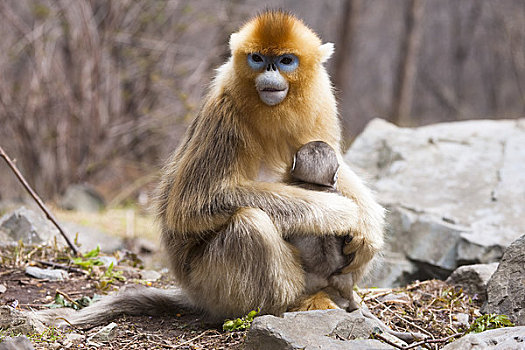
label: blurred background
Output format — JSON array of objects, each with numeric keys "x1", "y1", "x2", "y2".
[{"x1": 0, "y1": 0, "x2": 524, "y2": 213}]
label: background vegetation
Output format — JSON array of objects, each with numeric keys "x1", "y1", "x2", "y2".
[{"x1": 0, "y1": 0, "x2": 524, "y2": 204}]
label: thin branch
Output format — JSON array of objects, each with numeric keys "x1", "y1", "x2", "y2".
[
  {"x1": 375, "y1": 331, "x2": 464, "y2": 350},
  {"x1": 33, "y1": 260, "x2": 87, "y2": 274},
  {"x1": 0, "y1": 146, "x2": 79, "y2": 255}
]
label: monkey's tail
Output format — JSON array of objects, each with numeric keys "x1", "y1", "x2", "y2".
[{"x1": 34, "y1": 287, "x2": 194, "y2": 328}]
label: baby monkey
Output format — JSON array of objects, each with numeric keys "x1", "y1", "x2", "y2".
[{"x1": 287, "y1": 141, "x2": 358, "y2": 311}]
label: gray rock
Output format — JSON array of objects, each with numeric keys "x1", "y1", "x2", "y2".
[
  {"x1": 0, "y1": 336, "x2": 35, "y2": 350},
  {"x1": 25, "y1": 266, "x2": 68, "y2": 281},
  {"x1": 345, "y1": 119, "x2": 525, "y2": 287},
  {"x1": 97, "y1": 256, "x2": 118, "y2": 268},
  {"x1": 442, "y1": 326, "x2": 525, "y2": 350},
  {"x1": 0, "y1": 207, "x2": 122, "y2": 253},
  {"x1": 0, "y1": 207, "x2": 59, "y2": 246},
  {"x1": 60, "y1": 184, "x2": 105, "y2": 212},
  {"x1": 0, "y1": 306, "x2": 45, "y2": 335},
  {"x1": 87, "y1": 322, "x2": 118, "y2": 342},
  {"x1": 61, "y1": 221, "x2": 123, "y2": 253},
  {"x1": 139, "y1": 270, "x2": 161, "y2": 282},
  {"x1": 245, "y1": 309, "x2": 395, "y2": 350},
  {"x1": 446, "y1": 263, "x2": 499, "y2": 301},
  {"x1": 482, "y1": 235, "x2": 525, "y2": 325},
  {"x1": 0, "y1": 284, "x2": 6, "y2": 294}
]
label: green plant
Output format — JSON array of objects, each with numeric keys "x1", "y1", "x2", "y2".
[
  {"x1": 96, "y1": 262, "x2": 126, "y2": 290},
  {"x1": 46, "y1": 292, "x2": 100, "y2": 310},
  {"x1": 28, "y1": 327, "x2": 64, "y2": 343},
  {"x1": 468, "y1": 314, "x2": 515, "y2": 333},
  {"x1": 223, "y1": 309, "x2": 259, "y2": 331},
  {"x1": 71, "y1": 245, "x2": 104, "y2": 269}
]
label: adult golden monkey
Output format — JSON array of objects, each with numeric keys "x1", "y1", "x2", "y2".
[
  {"x1": 160, "y1": 9, "x2": 385, "y2": 317},
  {"x1": 37, "y1": 10, "x2": 384, "y2": 327}
]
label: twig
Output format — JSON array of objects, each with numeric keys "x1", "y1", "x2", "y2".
[
  {"x1": 0, "y1": 146, "x2": 79, "y2": 255},
  {"x1": 393, "y1": 312, "x2": 434, "y2": 339},
  {"x1": 375, "y1": 331, "x2": 464, "y2": 350},
  {"x1": 173, "y1": 330, "x2": 219, "y2": 349},
  {"x1": 374, "y1": 332, "x2": 405, "y2": 350},
  {"x1": 55, "y1": 289, "x2": 81, "y2": 309},
  {"x1": 33, "y1": 260, "x2": 87, "y2": 274}
]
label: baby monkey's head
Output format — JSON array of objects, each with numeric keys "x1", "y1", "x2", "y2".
[{"x1": 291, "y1": 141, "x2": 339, "y2": 188}]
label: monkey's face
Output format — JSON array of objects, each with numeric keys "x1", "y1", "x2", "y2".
[
  {"x1": 229, "y1": 11, "x2": 334, "y2": 110},
  {"x1": 246, "y1": 52, "x2": 299, "y2": 106}
]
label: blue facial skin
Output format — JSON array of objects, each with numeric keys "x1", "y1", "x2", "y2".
[{"x1": 247, "y1": 53, "x2": 299, "y2": 72}]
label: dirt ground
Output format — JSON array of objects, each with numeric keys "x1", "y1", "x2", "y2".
[{"x1": 0, "y1": 244, "x2": 484, "y2": 349}]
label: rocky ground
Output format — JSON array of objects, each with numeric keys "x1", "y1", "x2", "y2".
[
  {"x1": 0, "y1": 241, "x2": 520, "y2": 350},
  {"x1": 1, "y1": 118, "x2": 524, "y2": 349}
]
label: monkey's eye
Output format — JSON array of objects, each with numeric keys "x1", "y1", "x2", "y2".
[
  {"x1": 252, "y1": 54, "x2": 263, "y2": 62},
  {"x1": 247, "y1": 53, "x2": 266, "y2": 70},
  {"x1": 277, "y1": 54, "x2": 299, "y2": 72}
]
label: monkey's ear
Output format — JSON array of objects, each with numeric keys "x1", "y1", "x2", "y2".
[
  {"x1": 229, "y1": 33, "x2": 241, "y2": 53},
  {"x1": 319, "y1": 43, "x2": 334, "y2": 63}
]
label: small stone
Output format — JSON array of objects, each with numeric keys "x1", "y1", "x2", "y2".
[
  {"x1": 453, "y1": 313, "x2": 469, "y2": 328},
  {"x1": 0, "y1": 306, "x2": 45, "y2": 335},
  {"x1": 97, "y1": 256, "x2": 118, "y2": 268},
  {"x1": 25, "y1": 266, "x2": 68, "y2": 281},
  {"x1": 446, "y1": 263, "x2": 498, "y2": 301},
  {"x1": 377, "y1": 292, "x2": 409, "y2": 303},
  {"x1": 442, "y1": 326, "x2": 525, "y2": 349},
  {"x1": 139, "y1": 270, "x2": 161, "y2": 282},
  {"x1": 60, "y1": 184, "x2": 105, "y2": 212},
  {"x1": 0, "y1": 284, "x2": 6, "y2": 293},
  {"x1": 0, "y1": 336, "x2": 35, "y2": 350},
  {"x1": 88, "y1": 322, "x2": 118, "y2": 342},
  {"x1": 65, "y1": 333, "x2": 84, "y2": 342}
]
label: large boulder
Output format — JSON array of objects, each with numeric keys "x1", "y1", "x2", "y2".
[
  {"x1": 481, "y1": 235, "x2": 525, "y2": 325},
  {"x1": 345, "y1": 119, "x2": 525, "y2": 287}
]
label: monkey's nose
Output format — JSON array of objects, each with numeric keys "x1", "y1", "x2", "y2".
[{"x1": 266, "y1": 63, "x2": 277, "y2": 71}]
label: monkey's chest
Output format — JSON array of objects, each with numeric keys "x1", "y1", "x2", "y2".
[{"x1": 256, "y1": 161, "x2": 284, "y2": 183}]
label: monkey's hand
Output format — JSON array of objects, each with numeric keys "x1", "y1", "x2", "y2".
[{"x1": 336, "y1": 162, "x2": 385, "y2": 275}]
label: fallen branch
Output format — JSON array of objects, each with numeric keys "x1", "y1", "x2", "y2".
[
  {"x1": 33, "y1": 259, "x2": 87, "y2": 274},
  {"x1": 374, "y1": 331, "x2": 464, "y2": 350},
  {"x1": 0, "y1": 146, "x2": 79, "y2": 255}
]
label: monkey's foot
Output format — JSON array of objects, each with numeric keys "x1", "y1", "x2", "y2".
[{"x1": 289, "y1": 291, "x2": 339, "y2": 312}]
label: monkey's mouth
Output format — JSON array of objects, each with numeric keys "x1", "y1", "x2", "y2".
[{"x1": 261, "y1": 88, "x2": 286, "y2": 92}]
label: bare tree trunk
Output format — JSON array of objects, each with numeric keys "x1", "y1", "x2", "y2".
[
  {"x1": 390, "y1": 0, "x2": 425, "y2": 126},
  {"x1": 333, "y1": 0, "x2": 361, "y2": 91}
]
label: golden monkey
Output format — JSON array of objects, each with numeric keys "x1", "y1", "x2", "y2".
[{"x1": 36, "y1": 10, "x2": 385, "y2": 327}]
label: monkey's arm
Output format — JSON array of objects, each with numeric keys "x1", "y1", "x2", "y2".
[
  {"x1": 335, "y1": 161, "x2": 385, "y2": 275},
  {"x1": 164, "y1": 180, "x2": 361, "y2": 238},
  {"x1": 231, "y1": 181, "x2": 361, "y2": 237}
]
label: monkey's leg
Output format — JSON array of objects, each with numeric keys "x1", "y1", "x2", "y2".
[{"x1": 186, "y1": 207, "x2": 305, "y2": 320}]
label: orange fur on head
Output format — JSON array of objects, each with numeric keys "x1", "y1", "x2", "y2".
[{"x1": 221, "y1": 10, "x2": 339, "y2": 154}]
